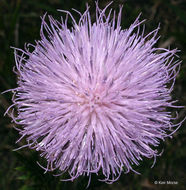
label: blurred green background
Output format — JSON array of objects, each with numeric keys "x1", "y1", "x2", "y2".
[{"x1": 0, "y1": 0, "x2": 186, "y2": 190}]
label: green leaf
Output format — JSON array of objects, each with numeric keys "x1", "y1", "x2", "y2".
[
  {"x1": 17, "y1": 175, "x2": 29, "y2": 180},
  {"x1": 15, "y1": 166, "x2": 25, "y2": 171},
  {"x1": 19, "y1": 185, "x2": 35, "y2": 190}
]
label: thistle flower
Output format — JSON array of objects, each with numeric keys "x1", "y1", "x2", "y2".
[{"x1": 7, "y1": 2, "x2": 183, "y2": 183}]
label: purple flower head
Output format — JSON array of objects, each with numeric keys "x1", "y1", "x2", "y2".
[{"x1": 8, "y1": 2, "x2": 183, "y2": 183}]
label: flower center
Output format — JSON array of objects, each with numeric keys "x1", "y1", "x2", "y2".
[{"x1": 75, "y1": 83, "x2": 106, "y2": 112}]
